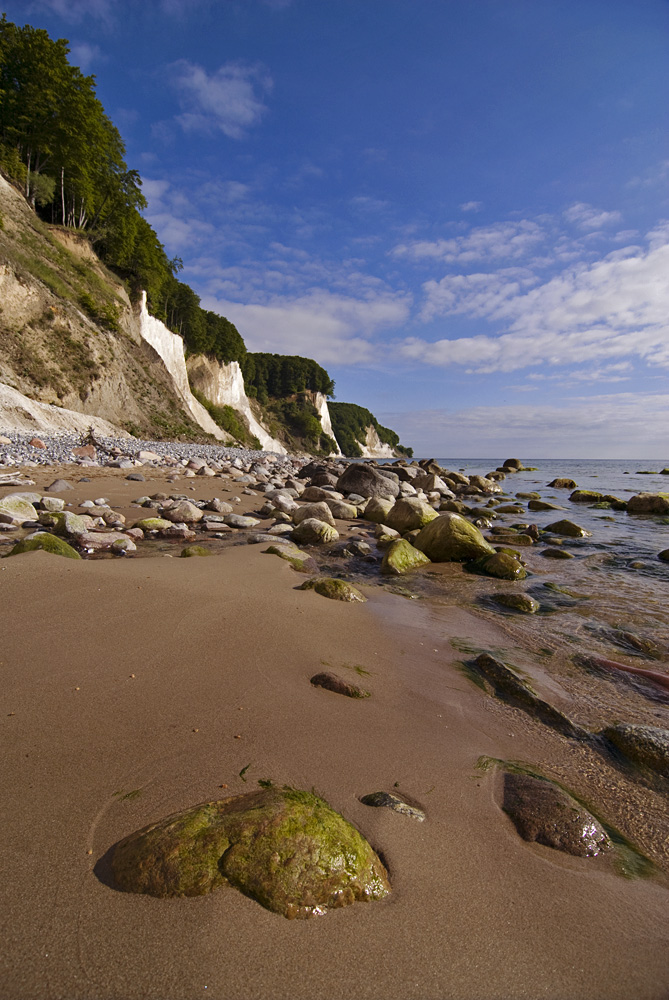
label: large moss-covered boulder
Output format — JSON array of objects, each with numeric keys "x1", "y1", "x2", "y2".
[
  {"x1": 337, "y1": 464, "x2": 400, "y2": 501},
  {"x1": 291, "y1": 518, "x2": 339, "y2": 545},
  {"x1": 502, "y1": 772, "x2": 610, "y2": 857},
  {"x1": 0, "y1": 495, "x2": 38, "y2": 524},
  {"x1": 413, "y1": 512, "x2": 496, "y2": 562},
  {"x1": 601, "y1": 724, "x2": 669, "y2": 777},
  {"x1": 385, "y1": 498, "x2": 439, "y2": 533},
  {"x1": 627, "y1": 493, "x2": 669, "y2": 515},
  {"x1": 263, "y1": 543, "x2": 319, "y2": 574},
  {"x1": 6, "y1": 531, "x2": 81, "y2": 559},
  {"x1": 380, "y1": 539, "x2": 431, "y2": 576},
  {"x1": 111, "y1": 787, "x2": 390, "y2": 918},
  {"x1": 299, "y1": 577, "x2": 366, "y2": 602}
]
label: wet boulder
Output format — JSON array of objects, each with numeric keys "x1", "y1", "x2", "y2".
[
  {"x1": 112, "y1": 787, "x2": 390, "y2": 918},
  {"x1": 263, "y1": 543, "x2": 319, "y2": 574},
  {"x1": 493, "y1": 593, "x2": 539, "y2": 614},
  {"x1": 360, "y1": 791, "x2": 425, "y2": 821},
  {"x1": 502, "y1": 772, "x2": 610, "y2": 857},
  {"x1": 601, "y1": 724, "x2": 669, "y2": 778},
  {"x1": 414, "y1": 513, "x2": 496, "y2": 562},
  {"x1": 627, "y1": 493, "x2": 669, "y2": 515},
  {"x1": 472, "y1": 552, "x2": 527, "y2": 580},
  {"x1": 6, "y1": 532, "x2": 81, "y2": 559},
  {"x1": 544, "y1": 519, "x2": 591, "y2": 538},
  {"x1": 548, "y1": 478, "x2": 577, "y2": 489}
]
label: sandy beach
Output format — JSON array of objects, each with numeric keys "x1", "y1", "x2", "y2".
[{"x1": 2, "y1": 466, "x2": 669, "y2": 1000}]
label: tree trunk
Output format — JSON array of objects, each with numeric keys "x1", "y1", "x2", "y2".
[{"x1": 61, "y1": 167, "x2": 65, "y2": 226}]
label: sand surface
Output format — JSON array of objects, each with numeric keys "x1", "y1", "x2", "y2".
[{"x1": 1, "y1": 469, "x2": 669, "y2": 1000}]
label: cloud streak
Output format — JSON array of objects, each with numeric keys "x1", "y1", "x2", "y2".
[{"x1": 170, "y1": 60, "x2": 272, "y2": 139}]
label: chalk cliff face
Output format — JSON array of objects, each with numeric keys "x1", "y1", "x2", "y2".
[
  {"x1": 312, "y1": 392, "x2": 341, "y2": 455},
  {"x1": 185, "y1": 354, "x2": 287, "y2": 454},
  {"x1": 357, "y1": 425, "x2": 396, "y2": 459},
  {"x1": 137, "y1": 293, "x2": 229, "y2": 442}
]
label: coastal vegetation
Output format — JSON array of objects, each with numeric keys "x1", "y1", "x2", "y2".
[{"x1": 329, "y1": 402, "x2": 413, "y2": 457}]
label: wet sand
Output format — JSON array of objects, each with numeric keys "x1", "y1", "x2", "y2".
[{"x1": 1, "y1": 468, "x2": 669, "y2": 1000}]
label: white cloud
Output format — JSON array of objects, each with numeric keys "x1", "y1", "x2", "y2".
[
  {"x1": 392, "y1": 220, "x2": 545, "y2": 265},
  {"x1": 378, "y1": 392, "x2": 669, "y2": 458},
  {"x1": 68, "y1": 42, "x2": 103, "y2": 71},
  {"x1": 170, "y1": 60, "x2": 272, "y2": 139},
  {"x1": 200, "y1": 289, "x2": 411, "y2": 366},
  {"x1": 460, "y1": 201, "x2": 483, "y2": 213},
  {"x1": 564, "y1": 202, "x2": 622, "y2": 231},
  {"x1": 27, "y1": 0, "x2": 112, "y2": 21},
  {"x1": 406, "y1": 227, "x2": 669, "y2": 373}
]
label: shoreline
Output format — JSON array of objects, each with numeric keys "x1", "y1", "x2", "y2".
[{"x1": 2, "y1": 459, "x2": 669, "y2": 999}]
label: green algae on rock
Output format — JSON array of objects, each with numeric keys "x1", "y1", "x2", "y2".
[
  {"x1": 384, "y1": 498, "x2": 439, "y2": 534},
  {"x1": 502, "y1": 771, "x2": 611, "y2": 857},
  {"x1": 544, "y1": 519, "x2": 591, "y2": 538},
  {"x1": 0, "y1": 495, "x2": 38, "y2": 524},
  {"x1": 6, "y1": 531, "x2": 81, "y2": 559},
  {"x1": 380, "y1": 538, "x2": 431, "y2": 576},
  {"x1": 473, "y1": 552, "x2": 527, "y2": 580},
  {"x1": 132, "y1": 517, "x2": 174, "y2": 532},
  {"x1": 180, "y1": 545, "x2": 212, "y2": 558},
  {"x1": 493, "y1": 592, "x2": 540, "y2": 614},
  {"x1": 299, "y1": 577, "x2": 366, "y2": 602},
  {"x1": 413, "y1": 512, "x2": 495, "y2": 562},
  {"x1": 111, "y1": 787, "x2": 391, "y2": 918}
]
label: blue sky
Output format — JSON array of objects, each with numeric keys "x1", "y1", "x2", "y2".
[{"x1": 7, "y1": 0, "x2": 669, "y2": 456}]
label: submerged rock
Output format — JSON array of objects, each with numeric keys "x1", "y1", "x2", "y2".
[
  {"x1": 380, "y1": 538, "x2": 431, "y2": 576},
  {"x1": 310, "y1": 672, "x2": 370, "y2": 698},
  {"x1": 493, "y1": 593, "x2": 540, "y2": 614},
  {"x1": 6, "y1": 531, "x2": 81, "y2": 559},
  {"x1": 360, "y1": 791, "x2": 425, "y2": 821},
  {"x1": 502, "y1": 772, "x2": 611, "y2": 857},
  {"x1": 471, "y1": 653, "x2": 586, "y2": 739},
  {"x1": 473, "y1": 552, "x2": 527, "y2": 580},
  {"x1": 545, "y1": 519, "x2": 591, "y2": 538},
  {"x1": 540, "y1": 547, "x2": 575, "y2": 559},
  {"x1": 414, "y1": 512, "x2": 496, "y2": 562},
  {"x1": 111, "y1": 787, "x2": 391, "y2": 918},
  {"x1": 601, "y1": 724, "x2": 669, "y2": 778},
  {"x1": 299, "y1": 577, "x2": 366, "y2": 602}
]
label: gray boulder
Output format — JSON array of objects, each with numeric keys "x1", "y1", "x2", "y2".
[
  {"x1": 336, "y1": 464, "x2": 400, "y2": 500},
  {"x1": 502, "y1": 772, "x2": 610, "y2": 857}
]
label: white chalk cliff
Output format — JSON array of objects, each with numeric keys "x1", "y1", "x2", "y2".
[
  {"x1": 312, "y1": 392, "x2": 342, "y2": 455},
  {"x1": 356, "y1": 425, "x2": 396, "y2": 459},
  {"x1": 185, "y1": 354, "x2": 287, "y2": 455}
]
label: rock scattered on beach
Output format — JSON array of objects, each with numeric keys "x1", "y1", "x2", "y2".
[
  {"x1": 502, "y1": 771, "x2": 611, "y2": 857},
  {"x1": 413, "y1": 512, "x2": 496, "y2": 562},
  {"x1": 7, "y1": 531, "x2": 81, "y2": 559},
  {"x1": 111, "y1": 786, "x2": 391, "y2": 918},
  {"x1": 493, "y1": 593, "x2": 540, "y2": 614},
  {"x1": 380, "y1": 538, "x2": 431, "y2": 576},
  {"x1": 310, "y1": 672, "x2": 370, "y2": 698},
  {"x1": 359, "y1": 791, "x2": 425, "y2": 821},
  {"x1": 299, "y1": 578, "x2": 366, "y2": 602}
]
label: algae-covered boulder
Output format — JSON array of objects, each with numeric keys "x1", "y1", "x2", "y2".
[
  {"x1": 569, "y1": 490, "x2": 603, "y2": 504},
  {"x1": 6, "y1": 531, "x2": 81, "y2": 559},
  {"x1": 380, "y1": 538, "x2": 431, "y2": 576},
  {"x1": 0, "y1": 494, "x2": 38, "y2": 525},
  {"x1": 601, "y1": 724, "x2": 669, "y2": 778},
  {"x1": 626, "y1": 493, "x2": 669, "y2": 515},
  {"x1": 545, "y1": 519, "x2": 591, "y2": 538},
  {"x1": 291, "y1": 518, "x2": 339, "y2": 545},
  {"x1": 362, "y1": 496, "x2": 395, "y2": 524},
  {"x1": 38, "y1": 510, "x2": 93, "y2": 537},
  {"x1": 324, "y1": 498, "x2": 359, "y2": 520},
  {"x1": 180, "y1": 545, "x2": 212, "y2": 558},
  {"x1": 111, "y1": 787, "x2": 390, "y2": 918},
  {"x1": 502, "y1": 772, "x2": 610, "y2": 857},
  {"x1": 299, "y1": 577, "x2": 366, "y2": 602},
  {"x1": 264, "y1": 543, "x2": 319, "y2": 574},
  {"x1": 527, "y1": 499, "x2": 563, "y2": 512},
  {"x1": 474, "y1": 552, "x2": 527, "y2": 580},
  {"x1": 540, "y1": 547, "x2": 575, "y2": 559},
  {"x1": 385, "y1": 498, "x2": 439, "y2": 534},
  {"x1": 413, "y1": 512, "x2": 495, "y2": 562},
  {"x1": 548, "y1": 478, "x2": 577, "y2": 489},
  {"x1": 493, "y1": 593, "x2": 539, "y2": 614}
]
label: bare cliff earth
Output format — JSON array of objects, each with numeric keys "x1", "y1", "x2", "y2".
[{"x1": 0, "y1": 172, "x2": 400, "y2": 458}]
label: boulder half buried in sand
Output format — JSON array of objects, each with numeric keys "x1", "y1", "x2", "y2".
[
  {"x1": 310, "y1": 672, "x2": 370, "y2": 698},
  {"x1": 502, "y1": 771, "x2": 611, "y2": 857},
  {"x1": 299, "y1": 577, "x2": 366, "y2": 602},
  {"x1": 6, "y1": 531, "x2": 81, "y2": 559},
  {"x1": 111, "y1": 787, "x2": 390, "y2": 919},
  {"x1": 601, "y1": 724, "x2": 669, "y2": 778}
]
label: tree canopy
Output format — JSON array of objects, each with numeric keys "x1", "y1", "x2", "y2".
[
  {"x1": 241, "y1": 353, "x2": 335, "y2": 404},
  {"x1": 328, "y1": 401, "x2": 411, "y2": 457}
]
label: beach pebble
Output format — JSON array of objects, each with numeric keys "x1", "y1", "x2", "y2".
[
  {"x1": 360, "y1": 791, "x2": 425, "y2": 821},
  {"x1": 310, "y1": 671, "x2": 370, "y2": 698}
]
